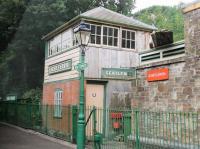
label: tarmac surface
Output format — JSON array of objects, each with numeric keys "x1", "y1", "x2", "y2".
[{"x1": 0, "y1": 123, "x2": 74, "y2": 149}]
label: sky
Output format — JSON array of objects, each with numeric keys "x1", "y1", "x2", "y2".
[{"x1": 133, "y1": 0, "x2": 196, "y2": 13}]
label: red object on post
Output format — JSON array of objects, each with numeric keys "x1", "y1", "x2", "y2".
[
  {"x1": 113, "y1": 122, "x2": 121, "y2": 129},
  {"x1": 147, "y1": 68, "x2": 169, "y2": 82}
]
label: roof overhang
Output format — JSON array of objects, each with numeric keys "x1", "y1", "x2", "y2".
[{"x1": 42, "y1": 16, "x2": 157, "y2": 41}]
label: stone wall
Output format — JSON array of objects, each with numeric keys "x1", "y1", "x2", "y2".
[{"x1": 131, "y1": 2, "x2": 200, "y2": 111}]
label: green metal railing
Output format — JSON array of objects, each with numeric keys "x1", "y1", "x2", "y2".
[{"x1": 0, "y1": 102, "x2": 200, "y2": 149}]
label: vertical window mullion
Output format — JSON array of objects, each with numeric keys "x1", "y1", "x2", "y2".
[
  {"x1": 95, "y1": 26, "x2": 97, "y2": 44},
  {"x1": 101, "y1": 25, "x2": 103, "y2": 45},
  {"x1": 54, "y1": 89, "x2": 63, "y2": 117},
  {"x1": 107, "y1": 27, "x2": 108, "y2": 46},
  {"x1": 112, "y1": 28, "x2": 114, "y2": 46}
]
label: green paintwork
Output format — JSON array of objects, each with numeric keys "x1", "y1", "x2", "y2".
[
  {"x1": 74, "y1": 62, "x2": 88, "y2": 71},
  {"x1": 135, "y1": 111, "x2": 140, "y2": 149},
  {"x1": 72, "y1": 105, "x2": 78, "y2": 143},
  {"x1": 1, "y1": 102, "x2": 200, "y2": 149},
  {"x1": 48, "y1": 59, "x2": 72, "y2": 75},
  {"x1": 123, "y1": 113, "x2": 132, "y2": 142},
  {"x1": 101, "y1": 68, "x2": 136, "y2": 80},
  {"x1": 77, "y1": 50, "x2": 86, "y2": 149}
]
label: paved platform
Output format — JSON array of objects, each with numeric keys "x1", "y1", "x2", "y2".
[{"x1": 0, "y1": 123, "x2": 74, "y2": 149}]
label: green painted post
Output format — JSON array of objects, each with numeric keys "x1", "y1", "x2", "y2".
[
  {"x1": 135, "y1": 110, "x2": 140, "y2": 149},
  {"x1": 15, "y1": 103, "x2": 18, "y2": 125},
  {"x1": 72, "y1": 105, "x2": 78, "y2": 143},
  {"x1": 30, "y1": 103, "x2": 32, "y2": 129},
  {"x1": 45, "y1": 104, "x2": 48, "y2": 134},
  {"x1": 74, "y1": 21, "x2": 91, "y2": 149},
  {"x1": 77, "y1": 51, "x2": 86, "y2": 149},
  {"x1": 123, "y1": 112, "x2": 131, "y2": 142},
  {"x1": 93, "y1": 106, "x2": 97, "y2": 149}
]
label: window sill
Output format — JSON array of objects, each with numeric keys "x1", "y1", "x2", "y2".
[{"x1": 87, "y1": 44, "x2": 136, "y2": 52}]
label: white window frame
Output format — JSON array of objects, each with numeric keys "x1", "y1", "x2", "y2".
[
  {"x1": 48, "y1": 30, "x2": 73, "y2": 57},
  {"x1": 54, "y1": 89, "x2": 63, "y2": 118},
  {"x1": 102, "y1": 25, "x2": 119, "y2": 48},
  {"x1": 121, "y1": 29, "x2": 136, "y2": 50},
  {"x1": 87, "y1": 23, "x2": 102, "y2": 45}
]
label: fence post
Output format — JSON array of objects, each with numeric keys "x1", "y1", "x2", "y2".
[
  {"x1": 93, "y1": 106, "x2": 97, "y2": 149},
  {"x1": 135, "y1": 110, "x2": 140, "y2": 149},
  {"x1": 30, "y1": 103, "x2": 33, "y2": 129},
  {"x1": 15, "y1": 103, "x2": 18, "y2": 125},
  {"x1": 45, "y1": 104, "x2": 48, "y2": 134},
  {"x1": 72, "y1": 105, "x2": 78, "y2": 143}
]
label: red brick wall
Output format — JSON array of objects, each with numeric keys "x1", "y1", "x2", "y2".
[{"x1": 43, "y1": 79, "x2": 80, "y2": 105}]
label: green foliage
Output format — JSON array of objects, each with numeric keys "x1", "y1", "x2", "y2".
[
  {"x1": 0, "y1": 0, "x2": 29, "y2": 53},
  {"x1": 22, "y1": 88, "x2": 42, "y2": 103},
  {"x1": 134, "y1": 5, "x2": 184, "y2": 42}
]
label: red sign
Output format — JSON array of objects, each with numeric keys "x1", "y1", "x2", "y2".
[
  {"x1": 147, "y1": 68, "x2": 169, "y2": 82},
  {"x1": 111, "y1": 113, "x2": 123, "y2": 119}
]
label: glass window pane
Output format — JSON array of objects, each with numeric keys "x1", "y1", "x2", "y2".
[
  {"x1": 103, "y1": 27, "x2": 107, "y2": 35},
  {"x1": 131, "y1": 32, "x2": 135, "y2": 40},
  {"x1": 114, "y1": 29, "x2": 118, "y2": 37},
  {"x1": 91, "y1": 35, "x2": 95, "y2": 44},
  {"x1": 108, "y1": 28, "x2": 113, "y2": 36},
  {"x1": 108, "y1": 37, "x2": 113, "y2": 46},
  {"x1": 96, "y1": 36, "x2": 101, "y2": 44},
  {"x1": 91, "y1": 25, "x2": 95, "y2": 34},
  {"x1": 122, "y1": 39, "x2": 126, "y2": 48},
  {"x1": 103, "y1": 36, "x2": 107, "y2": 45},
  {"x1": 127, "y1": 40, "x2": 130, "y2": 48},
  {"x1": 127, "y1": 31, "x2": 130, "y2": 39},
  {"x1": 114, "y1": 38, "x2": 118, "y2": 46},
  {"x1": 85, "y1": 24, "x2": 90, "y2": 29},
  {"x1": 122, "y1": 30, "x2": 126, "y2": 38},
  {"x1": 131, "y1": 41, "x2": 135, "y2": 49},
  {"x1": 97, "y1": 26, "x2": 101, "y2": 35}
]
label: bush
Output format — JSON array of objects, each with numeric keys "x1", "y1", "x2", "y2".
[{"x1": 22, "y1": 88, "x2": 42, "y2": 103}]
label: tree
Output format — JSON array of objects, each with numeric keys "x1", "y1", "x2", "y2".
[
  {"x1": 0, "y1": 0, "x2": 29, "y2": 53},
  {"x1": 134, "y1": 6, "x2": 184, "y2": 42}
]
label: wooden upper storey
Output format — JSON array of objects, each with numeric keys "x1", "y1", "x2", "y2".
[
  {"x1": 43, "y1": 7, "x2": 156, "y2": 83},
  {"x1": 43, "y1": 7, "x2": 156, "y2": 59}
]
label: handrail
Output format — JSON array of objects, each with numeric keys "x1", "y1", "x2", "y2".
[{"x1": 85, "y1": 106, "x2": 96, "y2": 127}]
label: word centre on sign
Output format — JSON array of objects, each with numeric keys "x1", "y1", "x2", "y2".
[{"x1": 102, "y1": 68, "x2": 136, "y2": 80}]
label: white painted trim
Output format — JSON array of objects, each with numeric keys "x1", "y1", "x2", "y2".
[
  {"x1": 139, "y1": 44, "x2": 185, "y2": 65},
  {"x1": 121, "y1": 28, "x2": 136, "y2": 51},
  {"x1": 102, "y1": 25, "x2": 120, "y2": 47}
]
